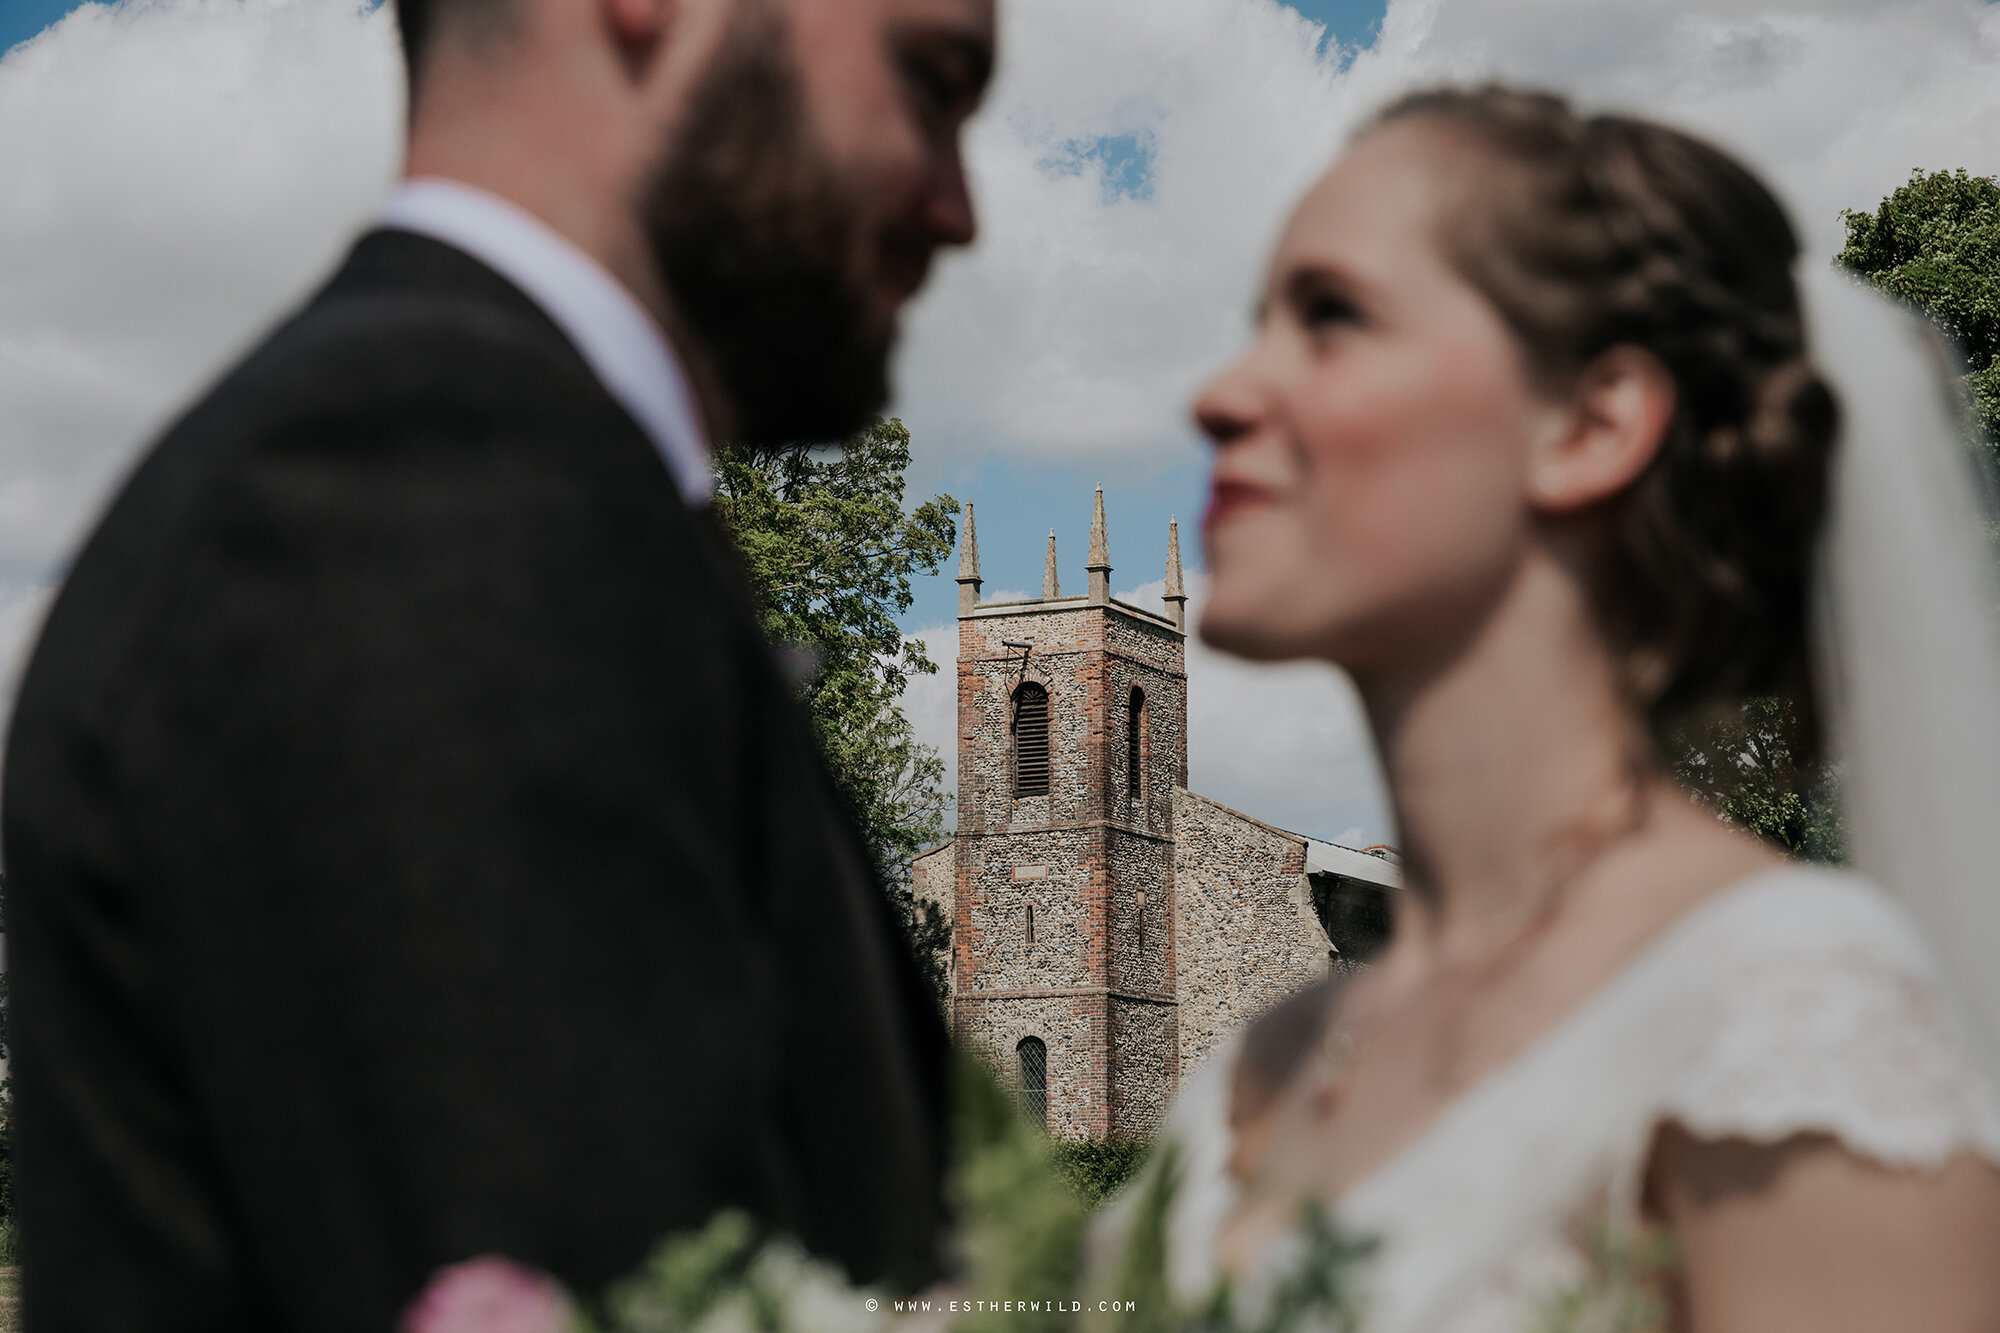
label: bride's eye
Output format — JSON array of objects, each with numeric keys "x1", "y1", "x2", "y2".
[
  {"x1": 1284, "y1": 270, "x2": 1366, "y2": 344},
  {"x1": 1304, "y1": 294, "x2": 1361, "y2": 331}
]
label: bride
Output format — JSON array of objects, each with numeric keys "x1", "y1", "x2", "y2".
[{"x1": 1124, "y1": 86, "x2": 2000, "y2": 1332}]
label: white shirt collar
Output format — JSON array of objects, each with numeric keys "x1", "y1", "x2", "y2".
[{"x1": 379, "y1": 177, "x2": 713, "y2": 505}]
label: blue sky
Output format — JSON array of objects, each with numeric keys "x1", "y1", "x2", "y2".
[
  {"x1": 0, "y1": 0, "x2": 75, "y2": 57},
  {"x1": 1281, "y1": 0, "x2": 1389, "y2": 48}
]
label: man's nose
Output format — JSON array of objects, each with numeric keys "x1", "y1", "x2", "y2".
[{"x1": 922, "y1": 137, "x2": 977, "y2": 247}]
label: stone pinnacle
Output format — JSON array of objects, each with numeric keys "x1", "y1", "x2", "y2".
[
  {"x1": 1086, "y1": 484, "x2": 1111, "y2": 571},
  {"x1": 956, "y1": 500, "x2": 982, "y2": 615},
  {"x1": 957, "y1": 500, "x2": 980, "y2": 582}
]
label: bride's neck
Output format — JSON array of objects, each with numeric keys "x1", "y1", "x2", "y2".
[{"x1": 1356, "y1": 550, "x2": 1654, "y2": 961}]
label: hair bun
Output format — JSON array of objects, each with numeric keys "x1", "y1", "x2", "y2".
[{"x1": 1369, "y1": 85, "x2": 1840, "y2": 758}]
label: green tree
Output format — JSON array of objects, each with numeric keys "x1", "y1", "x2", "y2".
[
  {"x1": 1667, "y1": 696, "x2": 1846, "y2": 865},
  {"x1": 711, "y1": 418, "x2": 956, "y2": 1002},
  {"x1": 1836, "y1": 168, "x2": 2000, "y2": 448}
]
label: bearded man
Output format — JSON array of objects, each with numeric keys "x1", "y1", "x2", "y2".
[{"x1": 1, "y1": 0, "x2": 992, "y2": 1327}]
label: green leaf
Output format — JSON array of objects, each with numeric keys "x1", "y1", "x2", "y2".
[{"x1": 1836, "y1": 168, "x2": 2000, "y2": 451}]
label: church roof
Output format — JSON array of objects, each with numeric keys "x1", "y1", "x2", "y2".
[
  {"x1": 1176, "y1": 787, "x2": 1402, "y2": 893},
  {"x1": 1305, "y1": 838, "x2": 1403, "y2": 891}
]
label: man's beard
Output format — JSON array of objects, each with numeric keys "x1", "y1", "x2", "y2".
[{"x1": 644, "y1": 8, "x2": 922, "y2": 447}]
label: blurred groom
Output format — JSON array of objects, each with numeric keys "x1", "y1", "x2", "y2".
[{"x1": 3, "y1": 0, "x2": 992, "y2": 1327}]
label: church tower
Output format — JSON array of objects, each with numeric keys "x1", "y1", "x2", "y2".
[{"x1": 951, "y1": 490, "x2": 1189, "y2": 1139}]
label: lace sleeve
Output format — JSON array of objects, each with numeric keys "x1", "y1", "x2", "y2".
[{"x1": 1663, "y1": 880, "x2": 2000, "y2": 1171}]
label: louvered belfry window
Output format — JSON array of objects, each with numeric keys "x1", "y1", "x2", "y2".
[
  {"x1": 1017, "y1": 1037, "x2": 1048, "y2": 1129},
  {"x1": 1127, "y1": 687, "x2": 1145, "y2": 798},
  {"x1": 1013, "y1": 683, "x2": 1051, "y2": 797}
]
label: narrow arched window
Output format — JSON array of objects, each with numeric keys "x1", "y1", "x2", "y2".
[
  {"x1": 1013, "y1": 683, "x2": 1050, "y2": 797},
  {"x1": 1017, "y1": 1036, "x2": 1048, "y2": 1129},
  {"x1": 1126, "y1": 687, "x2": 1146, "y2": 799},
  {"x1": 1025, "y1": 903, "x2": 1035, "y2": 944}
]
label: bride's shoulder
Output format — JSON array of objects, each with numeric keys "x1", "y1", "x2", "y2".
[
  {"x1": 1659, "y1": 863, "x2": 2000, "y2": 1169},
  {"x1": 1684, "y1": 861, "x2": 1929, "y2": 955}
]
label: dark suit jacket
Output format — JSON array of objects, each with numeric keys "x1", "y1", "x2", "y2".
[{"x1": 2, "y1": 230, "x2": 948, "y2": 1331}]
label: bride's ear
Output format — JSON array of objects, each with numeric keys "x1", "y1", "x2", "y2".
[{"x1": 1526, "y1": 346, "x2": 1677, "y2": 515}]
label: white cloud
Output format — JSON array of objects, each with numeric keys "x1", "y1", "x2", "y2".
[
  {"x1": 0, "y1": 0, "x2": 401, "y2": 691},
  {"x1": 4, "y1": 0, "x2": 2000, "y2": 822},
  {"x1": 890, "y1": 0, "x2": 2000, "y2": 466},
  {"x1": 1406, "y1": 0, "x2": 2000, "y2": 257},
  {"x1": 906, "y1": 573, "x2": 1393, "y2": 845},
  {"x1": 900, "y1": 626, "x2": 962, "y2": 817},
  {"x1": 892, "y1": 0, "x2": 1359, "y2": 458}
]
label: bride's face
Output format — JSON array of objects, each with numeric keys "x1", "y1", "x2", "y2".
[{"x1": 1195, "y1": 124, "x2": 1564, "y2": 670}]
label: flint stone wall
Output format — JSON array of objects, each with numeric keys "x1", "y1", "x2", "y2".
[
  {"x1": 1172, "y1": 788, "x2": 1334, "y2": 1078},
  {"x1": 955, "y1": 993, "x2": 1109, "y2": 1140},
  {"x1": 1109, "y1": 997, "x2": 1176, "y2": 1136},
  {"x1": 955, "y1": 827, "x2": 1102, "y2": 992},
  {"x1": 912, "y1": 841, "x2": 956, "y2": 1017}
]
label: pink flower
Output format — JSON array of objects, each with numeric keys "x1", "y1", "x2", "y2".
[{"x1": 401, "y1": 1256, "x2": 572, "y2": 1333}]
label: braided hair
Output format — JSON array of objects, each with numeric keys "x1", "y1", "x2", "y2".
[{"x1": 1366, "y1": 86, "x2": 1839, "y2": 758}]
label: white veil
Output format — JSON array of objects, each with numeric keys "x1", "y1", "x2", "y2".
[{"x1": 1806, "y1": 267, "x2": 2000, "y2": 1082}]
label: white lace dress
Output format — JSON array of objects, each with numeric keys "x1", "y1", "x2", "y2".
[{"x1": 1131, "y1": 866, "x2": 2000, "y2": 1333}]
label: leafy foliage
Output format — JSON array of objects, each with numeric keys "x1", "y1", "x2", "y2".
[
  {"x1": 711, "y1": 419, "x2": 957, "y2": 1000},
  {"x1": 1242, "y1": 1202, "x2": 1375, "y2": 1333},
  {"x1": 1836, "y1": 168, "x2": 2000, "y2": 448},
  {"x1": 587, "y1": 1211, "x2": 885, "y2": 1333},
  {"x1": 553, "y1": 1057, "x2": 1375, "y2": 1333},
  {"x1": 1047, "y1": 1137, "x2": 1152, "y2": 1210},
  {"x1": 1667, "y1": 696, "x2": 1846, "y2": 863},
  {"x1": 947, "y1": 1054, "x2": 1092, "y2": 1332},
  {"x1": 1528, "y1": 1223, "x2": 1678, "y2": 1333},
  {"x1": 952, "y1": 1051, "x2": 1375, "y2": 1333}
]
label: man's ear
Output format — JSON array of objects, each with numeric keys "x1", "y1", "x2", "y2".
[{"x1": 1526, "y1": 345, "x2": 1677, "y2": 515}]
